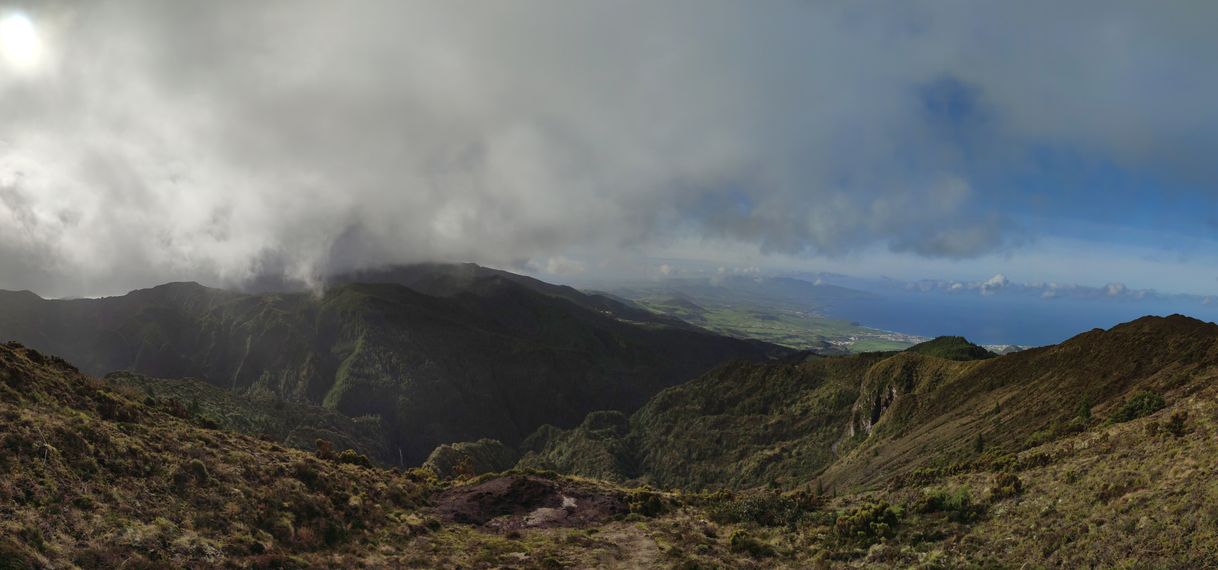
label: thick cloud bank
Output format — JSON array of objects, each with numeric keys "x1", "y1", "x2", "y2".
[{"x1": 0, "y1": 1, "x2": 1214, "y2": 296}]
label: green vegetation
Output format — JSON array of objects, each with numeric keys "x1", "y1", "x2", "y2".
[
  {"x1": 613, "y1": 276, "x2": 921, "y2": 353},
  {"x1": 989, "y1": 472, "x2": 1023, "y2": 500},
  {"x1": 424, "y1": 438, "x2": 517, "y2": 479},
  {"x1": 1107, "y1": 390, "x2": 1166, "y2": 423},
  {"x1": 728, "y1": 530, "x2": 777, "y2": 558},
  {"x1": 516, "y1": 410, "x2": 636, "y2": 481},
  {"x1": 849, "y1": 338, "x2": 917, "y2": 352},
  {"x1": 914, "y1": 487, "x2": 984, "y2": 523},
  {"x1": 631, "y1": 298, "x2": 864, "y2": 351},
  {"x1": 106, "y1": 372, "x2": 393, "y2": 464},
  {"x1": 520, "y1": 315, "x2": 1218, "y2": 496},
  {"x1": 705, "y1": 490, "x2": 812, "y2": 527},
  {"x1": 834, "y1": 501, "x2": 901, "y2": 542}
]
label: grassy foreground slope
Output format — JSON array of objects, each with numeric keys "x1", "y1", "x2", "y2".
[
  {"x1": 0, "y1": 340, "x2": 750, "y2": 568},
  {"x1": 0, "y1": 341, "x2": 428, "y2": 568}
]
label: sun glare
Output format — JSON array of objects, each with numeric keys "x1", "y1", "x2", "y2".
[{"x1": 0, "y1": 12, "x2": 42, "y2": 72}]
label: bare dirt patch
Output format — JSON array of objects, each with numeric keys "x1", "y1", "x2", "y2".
[{"x1": 432, "y1": 475, "x2": 628, "y2": 530}]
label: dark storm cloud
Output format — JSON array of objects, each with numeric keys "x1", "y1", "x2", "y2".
[{"x1": 0, "y1": 0, "x2": 1214, "y2": 296}]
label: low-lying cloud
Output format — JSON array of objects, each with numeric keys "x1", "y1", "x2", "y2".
[{"x1": 0, "y1": 1, "x2": 1214, "y2": 296}]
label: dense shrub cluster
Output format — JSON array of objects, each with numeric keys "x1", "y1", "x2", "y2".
[
  {"x1": 1165, "y1": 411, "x2": 1189, "y2": 437},
  {"x1": 989, "y1": 472, "x2": 1023, "y2": 501},
  {"x1": 626, "y1": 487, "x2": 673, "y2": 517},
  {"x1": 835, "y1": 501, "x2": 901, "y2": 541},
  {"x1": 892, "y1": 449, "x2": 1058, "y2": 488},
  {"x1": 728, "y1": 530, "x2": 776, "y2": 558},
  {"x1": 706, "y1": 490, "x2": 811, "y2": 527},
  {"x1": 337, "y1": 449, "x2": 372, "y2": 467},
  {"x1": 913, "y1": 487, "x2": 985, "y2": 523},
  {"x1": 1023, "y1": 417, "x2": 1087, "y2": 449},
  {"x1": 1108, "y1": 391, "x2": 1165, "y2": 424},
  {"x1": 423, "y1": 438, "x2": 517, "y2": 480}
]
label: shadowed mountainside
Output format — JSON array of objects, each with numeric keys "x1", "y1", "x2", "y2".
[
  {"x1": 0, "y1": 264, "x2": 783, "y2": 465},
  {"x1": 105, "y1": 372, "x2": 395, "y2": 465}
]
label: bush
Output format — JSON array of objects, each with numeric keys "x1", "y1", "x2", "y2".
[
  {"x1": 835, "y1": 501, "x2": 900, "y2": 542},
  {"x1": 1077, "y1": 396, "x2": 1093, "y2": 421},
  {"x1": 422, "y1": 439, "x2": 516, "y2": 480},
  {"x1": 1108, "y1": 391, "x2": 1165, "y2": 424},
  {"x1": 172, "y1": 459, "x2": 211, "y2": 489},
  {"x1": 914, "y1": 487, "x2": 985, "y2": 522},
  {"x1": 728, "y1": 530, "x2": 776, "y2": 558},
  {"x1": 195, "y1": 415, "x2": 220, "y2": 430},
  {"x1": 1166, "y1": 411, "x2": 1189, "y2": 438},
  {"x1": 336, "y1": 449, "x2": 372, "y2": 467},
  {"x1": 707, "y1": 490, "x2": 809, "y2": 527},
  {"x1": 314, "y1": 438, "x2": 335, "y2": 460},
  {"x1": 1024, "y1": 418, "x2": 1087, "y2": 449},
  {"x1": 627, "y1": 488, "x2": 672, "y2": 518},
  {"x1": 96, "y1": 393, "x2": 140, "y2": 423},
  {"x1": 989, "y1": 473, "x2": 1023, "y2": 501}
]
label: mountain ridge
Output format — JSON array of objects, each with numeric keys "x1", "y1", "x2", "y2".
[
  {"x1": 515, "y1": 314, "x2": 1218, "y2": 492},
  {"x1": 0, "y1": 264, "x2": 783, "y2": 465}
]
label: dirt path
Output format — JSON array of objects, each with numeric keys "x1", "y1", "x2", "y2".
[{"x1": 588, "y1": 523, "x2": 664, "y2": 569}]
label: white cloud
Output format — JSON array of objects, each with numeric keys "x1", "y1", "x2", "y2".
[{"x1": 0, "y1": 1, "x2": 1214, "y2": 296}]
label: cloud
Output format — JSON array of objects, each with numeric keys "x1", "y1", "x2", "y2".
[
  {"x1": 537, "y1": 256, "x2": 586, "y2": 277},
  {"x1": 897, "y1": 273, "x2": 1184, "y2": 303},
  {"x1": 0, "y1": 1, "x2": 1214, "y2": 296}
]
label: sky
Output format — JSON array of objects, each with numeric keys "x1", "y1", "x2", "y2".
[{"x1": 0, "y1": 1, "x2": 1216, "y2": 298}]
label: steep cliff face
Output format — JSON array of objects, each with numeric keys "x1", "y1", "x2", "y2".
[
  {"x1": 846, "y1": 353, "x2": 977, "y2": 439},
  {"x1": 822, "y1": 315, "x2": 1218, "y2": 488}
]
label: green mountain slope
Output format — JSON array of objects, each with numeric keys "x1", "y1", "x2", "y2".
[
  {"x1": 105, "y1": 372, "x2": 393, "y2": 465},
  {"x1": 519, "y1": 315, "x2": 1218, "y2": 493},
  {"x1": 0, "y1": 265, "x2": 782, "y2": 465},
  {"x1": 905, "y1": 335, "x2": 996, "y2": 360}
]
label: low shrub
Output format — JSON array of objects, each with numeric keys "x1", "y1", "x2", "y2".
[
  {"x1": 914, "y1": 487, "x2": 985, "y2": 522},
  {"x1": 171, "y1": 459, "x2": 211, "y2": 490},
  {"x1": 835, "y1": 501, "x2": 900, "y2": 542},
  {"x1": 989, "y1": 473, "x2": 1023, "y2": 501},
  {"x1": 336, "y1": 449, "x2": 372, "y2": 467},
  {"x1": 728, "y1": 530, "x2": 776, "y2": 558},
  {"x1": 1165, "y1": 411, "x2": 1189, "y2": 438},
  {"x1": 314, "y1": 439, "x2": 335, "y2": 460},
  {"x1": 626, "y1": 487, "x2": 672, "y2": 517},
  {"x1": 707, "y1": 490, "x2": 810, "y2": 527},
  {"x1": 1024, "y1": 418, "x2": 1087, "y2": 449},
  {"x1": 1108, "y1": 391, "x2": 1165, "y2": 424}
]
